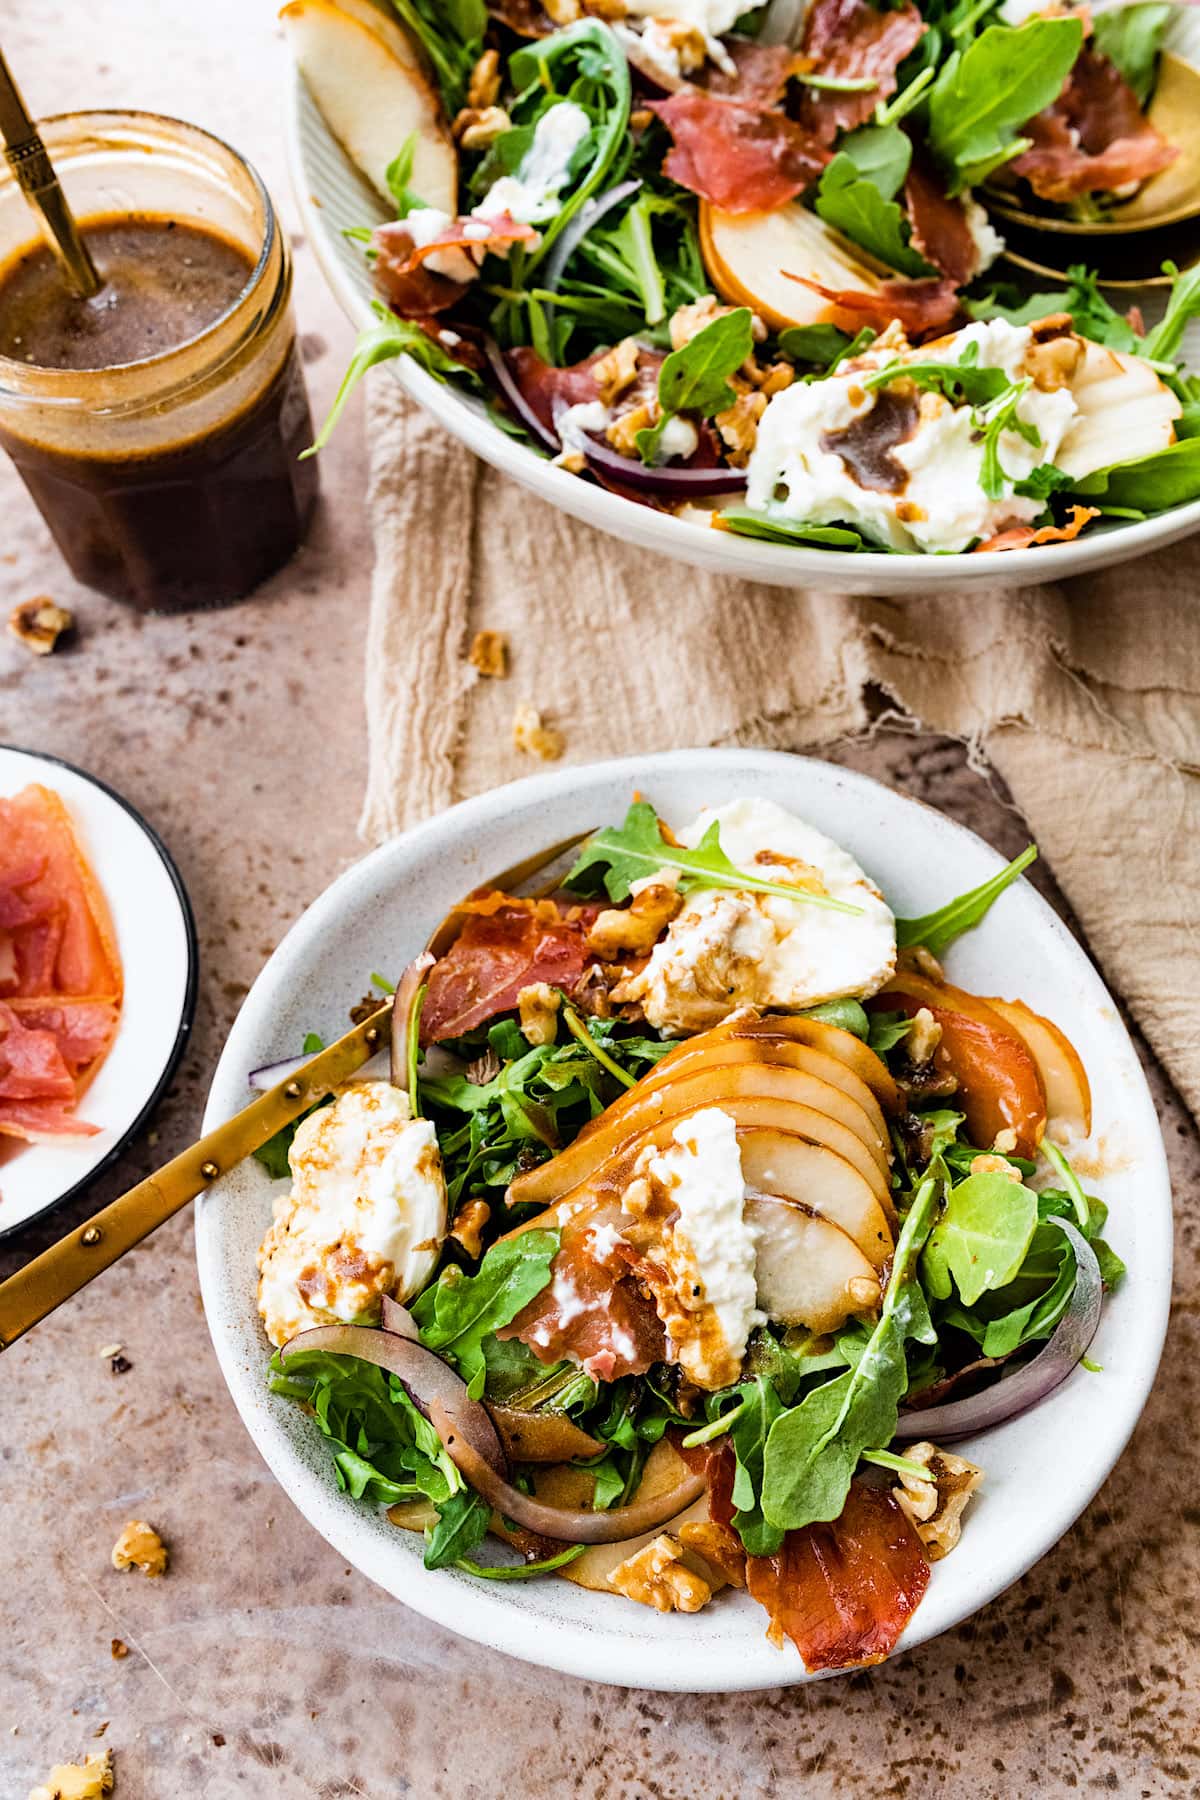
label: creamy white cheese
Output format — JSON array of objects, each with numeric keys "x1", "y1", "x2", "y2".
[
  {"x1": 401, "y1": 205, "x2": 479, "y2": 283},
  {"x1": 963, "y1": 195, "x2": 1005, "y2": 276},
  {"x1": 256, "y1": 1080, "x2": 447, "y2": 1348},
  {"x1": 557, "y1": 398, "x2": 612, "y2": 460},
  {"x1": 475, "y1": 100, "x2": 592, "y2": 226},
  {"x1": 643, "y1": 1109, "x2": 762, "y2": 1386},
  {"x1": 656, "y1": 414, "x2": 701, "y2": 462},
  {"x1": 745, "y1": 318, "x2": 1080, "y2": 554},
  {"x1": 621, "y1": 0, "x2": 743, "y2": 71},
  {"x1": 616, "y1": 796, "x2": 896, "y2": 1034}
]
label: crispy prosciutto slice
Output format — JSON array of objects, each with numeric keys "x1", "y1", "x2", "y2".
[
  {"x1": 786, "y1": 271, "x2": 961, "y2": 338},
  {"x1": 7, "y1": 999, "x2": 121, "y2": 1078},
  {"x1": 1011, "y1": 44, "x2": 1177, "y2": 202},
  {"x1": 373, "y1": 214, "x2": 538, "y2": 318},
  {"x1": 420, "y1": 893, "x2": 602, "y2": 1044},
  {"x1": 0, "y1": 786, "x2": 121, "y2": 1001},
  {"x1": 904, "y1": 151, "x2": 979, "y2": 286},
  {"x1": 798, "y1": 0, "x2": 927, "y2": 145},
  {"x1": 500, "y1": 1209, "x2": 666, "y2": 1380},
  {"x1": 704, "y1": 40, "x2": 807, "y2": 105},
  {"x1": 975, "y1": 504, "x2": 1099, "y2": 553},
  {"x1": 744, "y1": 1479, "x2": 931, "y2": 1670},
  {"x1": 0, "y1": 1002, "x2": 76, "y2": 1103},
  {"x1": 648, "y1": 90, "x2": 829, "y2": 214}
]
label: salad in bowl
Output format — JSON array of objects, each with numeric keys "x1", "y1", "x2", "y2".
[
  {"x1": 251, "y1": 792, "x2": 1126, "y2": 1673},
  {"x1": 288, "y1": 0, "x2": 1200, "y2": 561}
]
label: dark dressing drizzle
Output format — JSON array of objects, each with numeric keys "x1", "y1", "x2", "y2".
[{"x1": 820, "y1": 388, "x2": 921, "y2": 495}]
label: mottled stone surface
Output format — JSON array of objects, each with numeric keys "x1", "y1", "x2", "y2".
[{"x1": 1, "y1": 5, "x2": 1198, "y2": 1797}]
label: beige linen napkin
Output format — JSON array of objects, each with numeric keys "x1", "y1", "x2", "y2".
[{"x1": 361, "y1": 376, "x2": 1200, "y2": 1115}]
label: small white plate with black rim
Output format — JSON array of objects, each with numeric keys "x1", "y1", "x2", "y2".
[
  {"x1": 0, "y1": 745, "x2": 198, "y2": 1239},
  {"x1": 195, "y1": 749, "x2": 1171, "y2": 1691}
]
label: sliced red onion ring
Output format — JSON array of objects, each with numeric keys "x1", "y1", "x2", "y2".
[
  {"x1": 482, "y1": 337, "x2": 562, "y2": 452},
  {"x1": 391, "y1": 952, "x2": 434, "y2": 1091},
  {"x1": 563, "y1": 417, "x2": 748, "y2": 496},
  {"x1": 429, "y1": 1398, "x2": 706, "y2": 1543},
  {"x1": 759, "y1": 0, "x2": 807, "y2": 46},
  {"x1": 894, "y1": 1218, "x2": 1103, "y2": 1444},
  {"x1": 280, "y1": 1323, "x2": 507, "y2": 1477},
  {"x1": 380, "y1": 1294, "x2": 420, "y2": 1339},
  {"x1": 542, "y1": 178, "x2": 643, "y2": 297},
  {"x1": 248, "y1": 1053, "x2": 314, "y2": 1093}
]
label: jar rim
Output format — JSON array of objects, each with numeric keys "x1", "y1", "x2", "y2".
[{"x1": 0, "y1": 108, "x2": 277, "y2": 386}]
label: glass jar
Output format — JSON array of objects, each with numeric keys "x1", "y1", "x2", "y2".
[{"x1": 0, "y1": 111, "x2": 318, "y2": 612}]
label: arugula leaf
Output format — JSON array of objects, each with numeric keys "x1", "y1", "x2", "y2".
[
  {"x1": 966, "y1": 265, "x2": 1142, "y2": 353},
  {"x1": 778, "y1": 323, "x2": 853, "y2": 368},
  {"x1": 388, "y1": 0, "x2": 486, "y2": 116},
  {"x1": 385, "y1": 132, "x2": 431, "y2": 219},
  {"x1": 922, "y1": 1169, "x2": 1039, "y2": 1305},
  {"x1": 835, "y1": 123, "x2": 913, "y2": 201},
  {"x1": 411, "y1": 1230, "x2": 559, "y2": 1391},
  {"x1": 424, "y1": 1487, "x2": 491, "y2": 1570},
  {"x1": 977, "y1": 380, "x2": 1042, "y2": 499},
  {"x1": 895, "y1": 844, "x2": 1037, "y2": 955},
  {"x1": 863, "y1": 346, "x2": 1010, "y2": 409},
  {"x1": 867, "y1": 1010, "x2": 912, "y2": 1057},
  {"x1": 1013, "y1": 462, "x2": 1072, "y2": 502},
  {"x1": 801, "y1": 999, "x2": 870, "y2": 1041},
  {"x1": 456, "y1": 1542, "x2": 588, "y2": 1579},
  {"x1": 815, "y1": 155, "x2": 933, "y2": 278},
  {"x1": 636, "y1": 307, "x2": 754, "y2": 463},
  {"x1": 1092, "y1": 3, "x2": 1171, "y2": 107},
  {"x1": 719, "y1": 511, "x2": 872, "y2": 551},
  {"x1": 1070, "y1": 437, "x2": 1200, "y2": 512},
  {"x1": 307, "y1": 303, "x2": 484, "y2": 457},
  {"x1": 761, "y1": 1175, "x2": 940, "y2": 1532},
  {"x1": 927, "y1": 19, "x2": 1084, "y2": 192},
  {"x1": 566, "y1": 799, "x2": 863, "y2": 912},
  {"x1": 252, "y1": 1031, "x2": 326, "y2": 1178},
  {"x1": 1139, "y1": 262, "x2": 1200, "y2": 366},
  {"x1": 727, "y1": 1376, "x2": 786, "y2": 1557}
]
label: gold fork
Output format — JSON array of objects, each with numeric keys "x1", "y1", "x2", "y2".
[{"x1": 0, "y1": 829, "x2": 590, "y2": 1351}]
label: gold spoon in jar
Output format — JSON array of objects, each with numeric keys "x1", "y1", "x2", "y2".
[
  {"x1": 0, "y1": 45, "x2": 101, "y2": 298},
  {"x1": 0, "y1": 829, "x2": 590, "y2": 1351}
]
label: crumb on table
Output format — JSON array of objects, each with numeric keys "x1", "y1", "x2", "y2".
[
  {"x1": 468, "y1": 630, "x2": 509, "y2": 678},
  {"x1": 110, "y1": 1520, "x2": 167, "y2": 1578},
  {"x1": 512, "y1": 702, "x2": 564, "y2": 761},
  {"x1": 8, "y1": 598, "x2": 74, "y2": 656},
  {"x1": 28, "y1": 1746, "x2": 113, "y2": 1800}
]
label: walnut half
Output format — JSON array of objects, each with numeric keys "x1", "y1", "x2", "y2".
[
  {"x1": 607, "y1": 1533, "x2": 712, "y2": 1613},
  {"x1": 29, "y1": 1746, "x2": 114, "y2": 1800},
  {"x1": 893, "y1": 1441, "x2": 983, "y2": 1561},
  {"x1": 8, "y1": 598, "x2": 74, "y2": 656},
  {"x1": 110, "y1": 1519, "x2": 168, "y2": 1578}
]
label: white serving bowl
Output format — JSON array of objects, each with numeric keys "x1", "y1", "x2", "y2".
[
  {"x1": 285, "y1": 68, "x2": 1200, "y2": 595},
  {"x1": 196, "y1": 749, "x2": 1171, "y2": 1691}
]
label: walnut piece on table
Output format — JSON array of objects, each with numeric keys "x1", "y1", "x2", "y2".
[
  {"x1": 892, "y1": 1441, "x2": 984, "y2": 1561},
  {"x1": 607, "y1": 1533, "x2": 713, "y2": 1613},
  {"x1": 8, "y1": 598, "x2": 74, "y2": 656},
  {"x1": 468, "y1": 629, "x2": 509, "y2": 678},
  {"x1": 110, "y1": 1519, "x2": 168, "y2": 1578},
  {"x1": 28, "y1": 1746, "x2": 113, "y2": 1800},
  {"x1": 512, "y1": 702, "x2": 564, "y2": 761}
]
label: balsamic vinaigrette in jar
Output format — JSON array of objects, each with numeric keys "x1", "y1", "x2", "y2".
[{"x1": 0, "y1": 209, "x2": 317, "y2": 612}]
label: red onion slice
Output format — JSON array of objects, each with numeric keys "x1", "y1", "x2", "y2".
[
  {"x1": 759, "y1": 0, "x2": 807, "y2": 46},
  {"x1": 482, "y1": 337, "x2": 562, "y2": 452},
  {"x1": 391, "y1": 953, "x2": 434, "y2": 1091},
  {"x1": 894, "y1": 1219, "x2": 1103, "y2": 1444},
  {"x1": 280, "y1": 1323, "x2": 507, "y2": 1477},
  {"x1": 553, "y1": 405, "x2": 748, "y2": 496},
  {"x1": 429, "y1": 1398, "x2": 706, "y2": 1543},
  {"x1": 380, "y1": 1294, "x2": 420, "y2": 1339},
  {"x1": 248, "y1": 1052, "x2": 314, "y2": 1092}
]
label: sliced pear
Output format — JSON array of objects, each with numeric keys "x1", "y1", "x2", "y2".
[
  {"x1": 281, "y1": 0, "x2": 457, "y2": 211},
  {"x1": 1057, "y1": 338, "x2": 1180, "y2": 480},
  {"x1": 507, "y1": 1063, "x2": 889, "y2": 1211},
  {"x1": 535, "y1": 1441, "x2": 725, "y2": 1595},
  {"x1": 699, "y1": 201, "x2": 888, "y2": 334},
  {"x1": 983, "y1": 997, "x2": 1092, "y2": 1142},
  {"x1": 488, "y1": 1405, "x2": 605, "y2": 1465},
  {"x1": 714, "y1": 1013, "x2": 901, "y2": 1114},
  {"x1": 746, "y1": 1194, "x2": 881, "y2": 1333},
  {"x1": 640, "y1": 1036, "x2": 890, "y2": 1152},
  {"x1": 736, "y1": 1129, "x2": 893, "y2": 1268}
]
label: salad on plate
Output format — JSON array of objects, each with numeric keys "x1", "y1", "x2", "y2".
[
  {"x1": 288, "y1": 0, "x2": 1200, "y2": 557},
  {"x1": 254, "y1": 795, "x2": 1124, "y2": 1671}
]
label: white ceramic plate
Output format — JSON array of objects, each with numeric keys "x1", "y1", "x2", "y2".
[
  {"x1": 285, "y1": 66, "x2": 1200, "y2": 595},
  {"x1": 0, "y1": 746, "x2": 197, "y2": 1237},
  {"x1": 196, "y1": 748, "x2": 1170, "y2": 1691}
]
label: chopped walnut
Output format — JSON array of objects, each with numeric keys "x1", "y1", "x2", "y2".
[
  {"x1": 592, "y1": 335, "x2": 643, "y2": 406},
  {"x1": 893, "y1": 1440, "x2": 983, "y2": 1561},
  {"x1": 991, "y1": 1126, "x2": 1018, "y2": 1154},
  {"x1": 968, "y1": 1152, "x2": 1022, "y2": 1183},
  {"x1": 847, "y1": 1273, "x2": 883, "y2": 1310},
  {"x1": 512, "y1": 702, "x2": 565, "y2": 761},
  {"x1": 543, "y1": 0, "x2": 581, "y2": 21},
  {"x1": 454, "y1": 105, "x2": 511, "y2": 149},
  {"x1": 586, "y1": 882, "x2": 682, "y2": 958},
  {"x1": 110, "y1": 1519, "x2": 168, "y2": 1578},
  {"x1": 645, "y1": 16, "x2": 708, "y2": 71},
  {"x1": 1025, "y1": 332, "x2": 1083, "y2": 392},
  {"x1": 518, "y1": 981, "x2": 561, "y2": 1046},
  {"x1": 449, "y1": 1198, "x2": 491, "y2": 1260},
  {"x1": 110, "y1": 1639, "x2": 128, "y2": 1660},
  {"x1": 607, "y1": 1533, "x2": 712, "y2": 1613},
  {"x1": 467, "y1": 47, "x2": 501, "y2": 109},
  {"x1": 8, "y1": 598, "x2": 74, "y2": 656},
  {"x1": 349, "y1": 991, "x2": 390, "y2": 1026},
  {"x1": 757, "y1": 361, "x2": 795, "y2": 399},
  {"x1": 606, "y1": 399, "x2": 657, "y2": 458},
  {"x1": 900, "y1": 944, "x2": 946, "y2": 982},
  {"x1": 678, "y1": 1519, "x2": 747, "y2": 1588},
  {"x1": 715, "y1": 390, "x2": 767, "y2": 468},
  {"x1": 907, "y1": 1006, "x2": 943, "y2": 1066},
  {"x1": 468, "y1": 629, "x2": 509, "y2": 678},
  {"x1": 28, "y1": 1747, "x2": 113, "y2": 1800},
  {"x1": 582, "y1": 0, "x2": 629, "y2": 20},
  {"x1": 629, "y1": 105, "x2": 654, "y2": 132}
]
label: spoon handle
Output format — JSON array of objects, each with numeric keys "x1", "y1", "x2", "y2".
[
  {"x1": 0, "y1": 1006, "x2": 391, "y2": 1352},
  {"x1": 0, "y1": 48, "x2": 102, "y2": 299}
]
